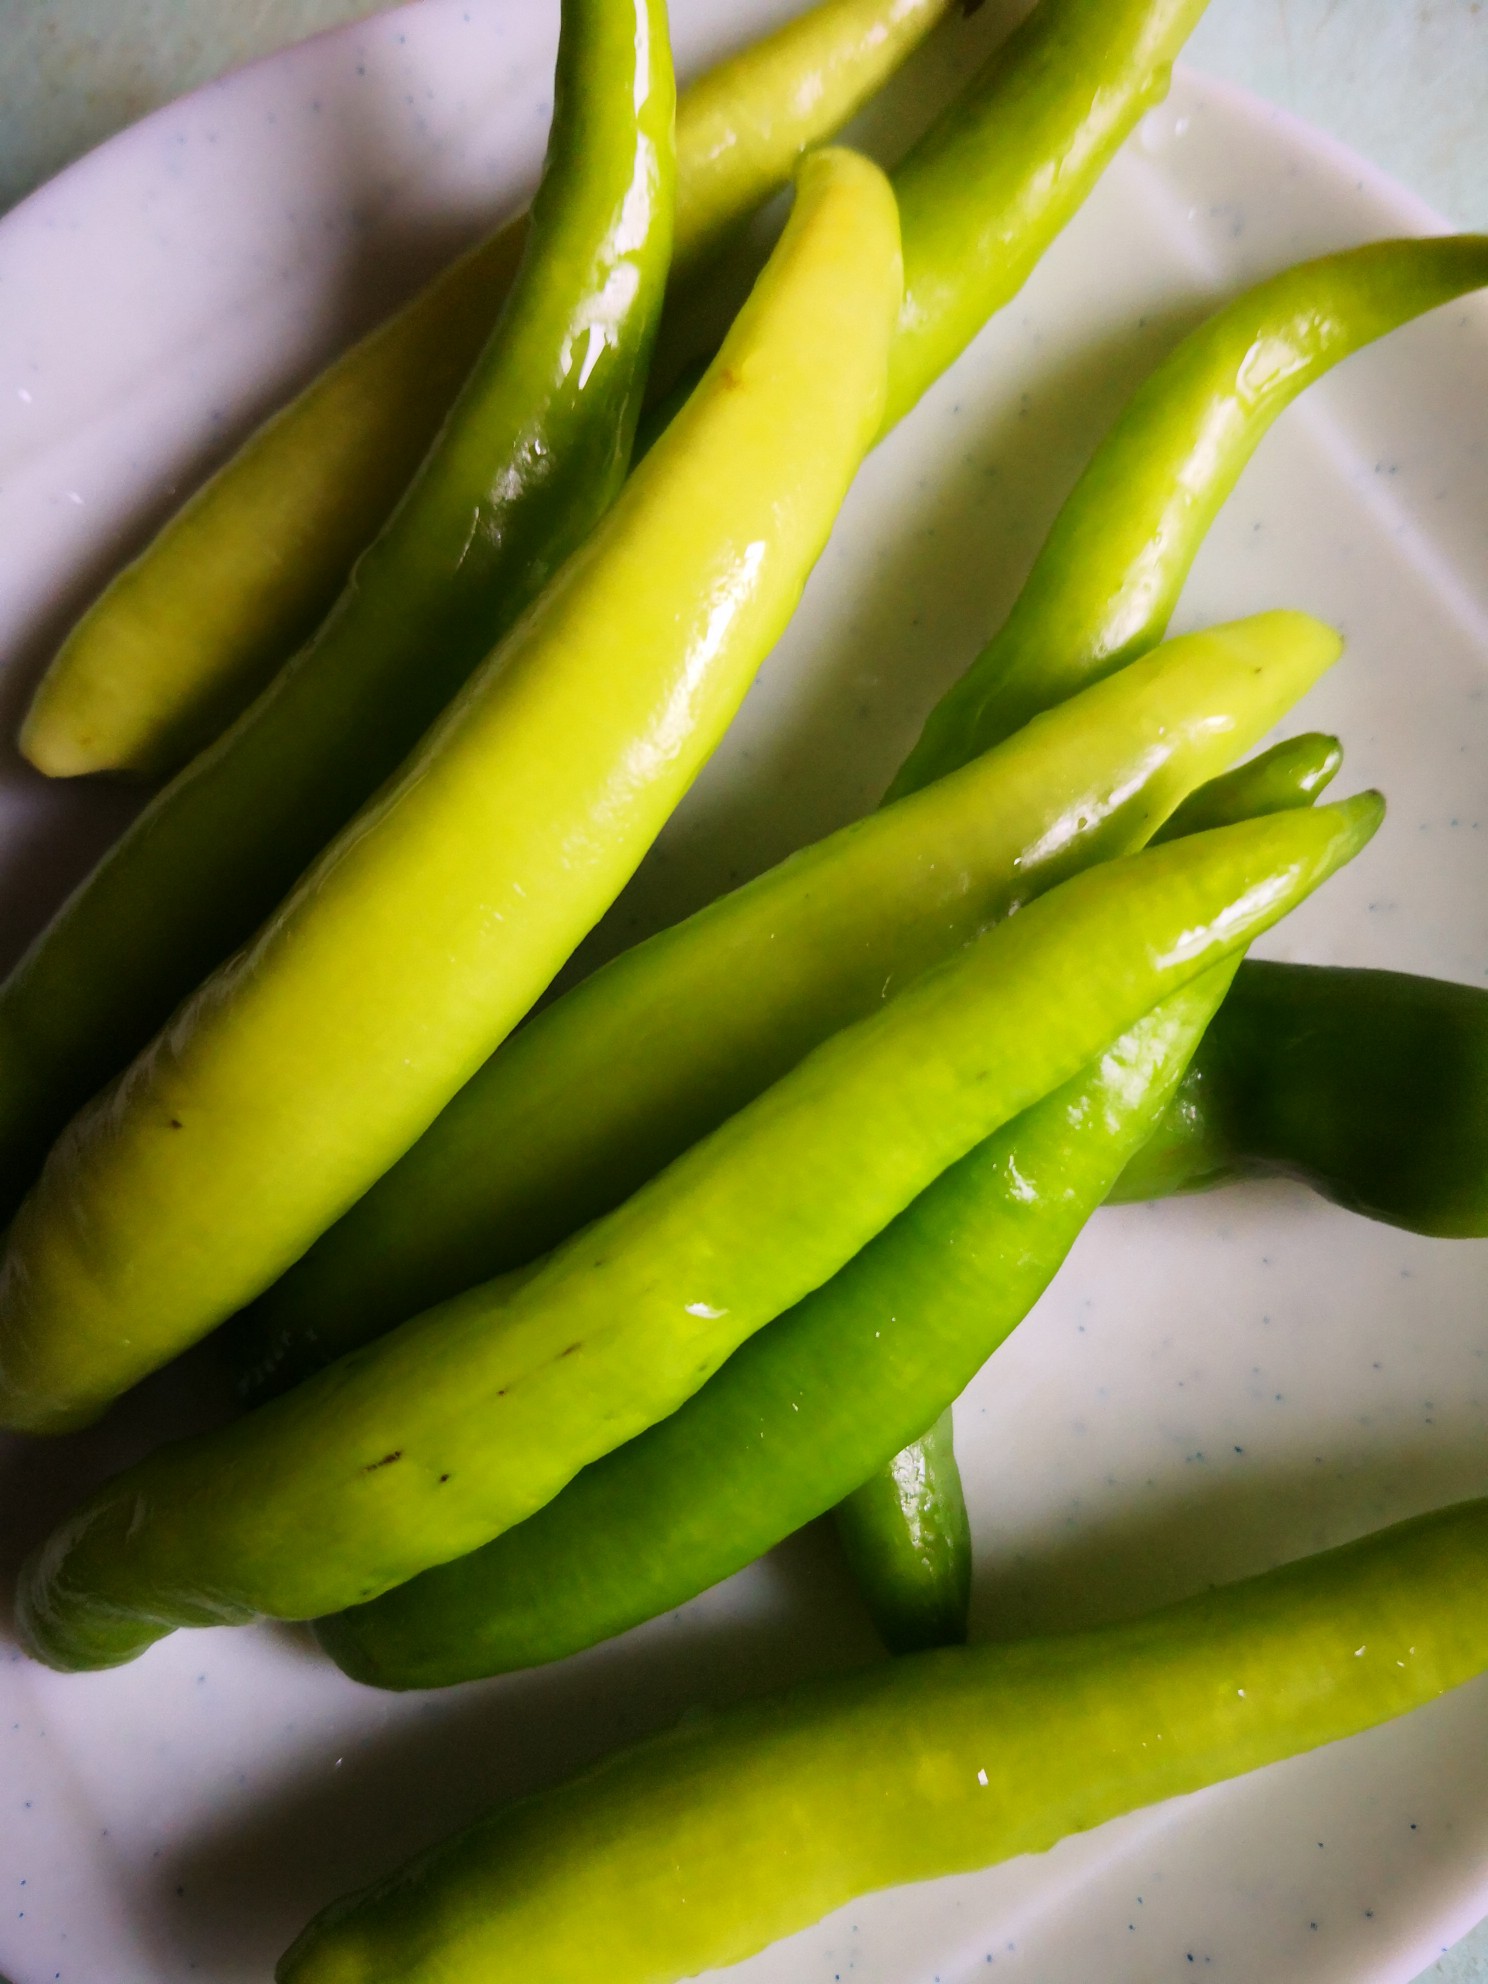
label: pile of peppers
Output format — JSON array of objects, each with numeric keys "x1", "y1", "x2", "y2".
[{"x1": 1, "y1": 0, "x2": 1485, "y2": 1978}]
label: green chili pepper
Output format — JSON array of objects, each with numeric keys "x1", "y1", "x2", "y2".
[
  {"x1": 281, "y1": 1494, "x2": 1488, "y2": 1984},
  {"x1": 1152, "y1": 730, "x2": 1343, "y2": 841},
  {"x1": 0, "y1": 0, "x2": 677, "y2": 1213},
  {"x1": 834, "y1": 1406, "x2": 972, "y2": 1655},
  {"x1": 839, "y1": 727, "x2": 1343, "y2": 1659},
  {"x1": 284, "y1": 237, "x2": 1485, "y2": 1663},
  {"x1": 21, "y1": 0, "x2": 955, "y2": 782},
  {"x1": 17, "y1": 800, "x2": 1377, "y2": 1668},
  {"x1": 316, "y1": 975, "x2": 1231, "y2": 1688},
  {"x1": 313, "y1": 732, "x2": 1346, "y2": 1687},
  {"x1": 881, "y1": 0, "x2": 1208, "y2": 431},
  {"x1": 850, "y1": 237, "x2": 1488, "y2": 1641},
  {"x1": 0, "y1": 0, "x2": 1216, "y2": 1221},
  {"x1": 1112, "y1": 960, "x2": 1488, "y2": 1235},
  {"x1": 0, "y1": 145, "x2": 901, "y2": 1439},
  {"x1": 887, "y1": 232, "x2": 1488, "y2": 799},
  {"x1": 235, "y1": 611, "x2": 1339, "y2": 1399},
  {"x1": 236, "y1": 237, "x2": 1488, "y2": 1401}
]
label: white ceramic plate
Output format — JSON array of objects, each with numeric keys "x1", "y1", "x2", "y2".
[{"x1": 1, "y1": 3, "x2": 1486, "y2": 1980}]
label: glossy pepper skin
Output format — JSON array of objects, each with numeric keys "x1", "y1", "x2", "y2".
[
  {"x1": 0, "y1": 0, "x2": 1219, "y2": 1221},
  {"x1": 235, "y1": 612, "x2": 1340, "y2": 1398},
  {"x1": 1152, "y1": 730, "x2": 1342, "y2": 841},
  {"x1": 241, "y1": 243, "x2": 1488, "y2": 1407},
  {"x1": 836, "y1": 727, "x2": 1347, "y2": 1658},
  {"x1": 842, "y1": 1414, "x2": 973, "y2": 1654},
  {"x1": 285, "y1": 1496, "x2": 1488, "y2": 1984},
  {"x1": 313, "y1": 736, "x2": 1342, "y2": 1686},
  {"x1": 0, "y1": 147, "x2": 901, "y2": 1438},
  {"x1": 16, "y1": 801, "x2": 1378, "y2": 1669},
  {"x1": 882, "y1": 0, "x2": 1209, "y2": 431},
  {"x1": 21, "y1": 0, "x2": 956, "y2": 781},
  {"x1": 888, "y1": 233, "x2": 1488, "y2": 798},
  {"x1": 317, "y1": 977, "x2": 1232, "y2": 1688},
  {"x1": 1113, "y1": 961, "x2": 1488, "y2": 1235},
  {"x1": 853, "y1": 234, "x2": 1488, "y2": 1643},
  {"x1": 0, "y1": 0, "x2": 677, "y2": 1214}
]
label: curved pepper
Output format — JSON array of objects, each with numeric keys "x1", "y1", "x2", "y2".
[
  {"x1": 852, "y1": 728, "x2": 1344, "y2": 1655},
  {"x1": 317, "y1": 974, "x2": 1232, "y2": 1688},
  {"x1": 21, "y1": 0, "x2": 955, "y2": 780},
  {"x1": 0, "y1": 146, "x2": 901, "y2": 1437},
  {"x1": 235, "y1": 612, "x2": 1340, "y2": 1398},
  {"x1": 16, "y1": 800, "x2": 1378, "y2": 1667},
  {"x1": 1112, "y1": 960, "x2": 1488, "y2": 1235},
  {"x1": 0, "y1": 0, "x2": 677, "y2": 1211},
  {"x1": 887, "y1": 233, "x2": 1488, "y2": 798},
  {"x1": 287, "y1": 1496, "x2": 1488, "y2": 1984}
]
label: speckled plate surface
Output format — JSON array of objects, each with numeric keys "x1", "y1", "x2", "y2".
[{"x1": 0, "y1": 3, "x2": 1486, "y2": 1980}]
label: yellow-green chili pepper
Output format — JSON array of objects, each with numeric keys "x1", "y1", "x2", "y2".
[
  {"x1": 0, "y1": 145, "x2": 901, "y2": 1437},
  {"x1": 237, "y1": 240, "x2": 1486, "y2": 1403},
  {"x1": 319, "y1": 974, "x2": 1230, "y2": 1687},
  {"x1": 21, "y1": 0, "x2": 955, "y2": 781},
  {"x1": 0, "y1": 0, "x2": 677, "y2": 1210},
  {"x1": 881, "y1": 0, "x2": 1208, "y2": 430},
  {"x1": 888, "y1": 233, "x2": 1488, "y2": 798},
  {"x1": 281, "y1": 1494, "x2": 1488, "y2": 1984},
  {"x1": 859, "y1": 235, "x2": 1488, "y2": 1644},
  {"x1": 0, "y1": 0, "x2": 1214, "y2": 1221},
  {"x1": 852, "y1": 729, "x2": 1344, "y2": 1657},
  {"x1": 316, "y1": 736, "x2": 1347, "y2": 1690},
  {"x1": 237, "y1": 611, "x2": 1341, "y2": 1398},
  {"x1": 1113, "y1": 960, "x2": 1488, "y2": 1235},
  {"x1": 17, "y1": 799, "x2": 1378, "y2": 1668}
]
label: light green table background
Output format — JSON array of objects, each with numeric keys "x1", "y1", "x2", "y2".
[{"x1": 0, "y1": 0, "x2": 1484, "y2": 1977}]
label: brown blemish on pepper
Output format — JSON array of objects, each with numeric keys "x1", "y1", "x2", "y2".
[{"x1": 364, "y1": 1450, "x2": 403, "y2": 1471}]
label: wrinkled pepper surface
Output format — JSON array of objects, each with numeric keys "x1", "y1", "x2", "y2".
[{"x1": 285, "y1": 1496, "x2": 1488, "y2": 1984}]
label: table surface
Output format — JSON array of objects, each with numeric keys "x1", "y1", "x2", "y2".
[{"x1": 0, "y1": 2, "x2": 1484, "y2": 1980}]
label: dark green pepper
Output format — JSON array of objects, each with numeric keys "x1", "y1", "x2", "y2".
[
  {"x1": 1113, "y1": 961, "x2": 1488, "y2": 1235},
  {"x1": 833, "y1": 1405, "x2": 973, "y2": 1654},
  {"x1": 316, "y1": 960, "x2": 1222, "y2": 1690},
  {"x1": 1152, "y1": 730, "x2": 1343, "y2": 841}
]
